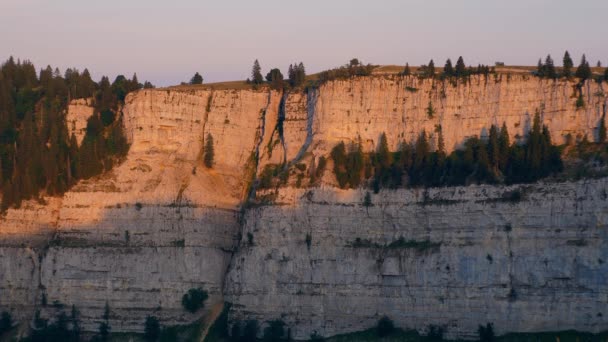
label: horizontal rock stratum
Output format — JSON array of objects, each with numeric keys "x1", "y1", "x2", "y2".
[{"x1": 1, "y1": 74, "x2": 607, "y2": 338}]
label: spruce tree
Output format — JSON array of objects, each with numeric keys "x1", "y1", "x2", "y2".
[
  {"x1": 563, "y1": 51, "x2": 573, "y2": 78},
  {"x1": 455, "y1": 56, "x2": 466, "y2": 77},
  {"x1": 402, "y1": 63, "x2": 411, "y2": 76},
  {"x1": 251, "y1": 59, "x2": 263, "y2": 84},
  {"x1": 575, "y1": 54, "x2": 592, "y2": 80},
  {"x1": 427, "y1": 60, "x2": 436, "y2": 77},
  {"x1": 498, "y1": 122, "x2": 510, "y2": 170},
  {"x1": 296, "y1": 62, "x2": 306, "y2": 86},
  {"x1": 544, "y1": 55, "x2": 556, "y2": 78},
  {"x1": 204, "y1": 133, "x2": 214, "y2": 168},
  {"x1": 287, "y1": 64, "x2": 295, "y2": 85},
  {"x1": 443, "y1": 59, "x2": 454, "y2": 77},
  {"x1": 487, "y1": 125, "x2": 499, "y2": 168},
  {"x1": 377, "y1": 133, "x2": 391, "y2": 169},
  {"x1": 599, "y1": 114, "x2": 607, "y2": 143},
  {"x1": 537, "y1": 58, "x2": 545, "y2": 77},
  {"x1": 190, "y1": 72, "x2": 203, "y2": 85}
]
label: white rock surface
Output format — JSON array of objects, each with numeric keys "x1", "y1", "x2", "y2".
[{"x1": 0, "y1": 76, "x2": 607, "y2": 337}]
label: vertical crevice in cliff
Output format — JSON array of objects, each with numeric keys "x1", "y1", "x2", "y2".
[
  {"x1": 278, "y1": 91, "x2": 288, "y2": 166},
  {"x1": 288, "y1": 88, "x2": 318, "y2": 167},
  {"x1": 244, "y1": 90, "x2": 273, "y2": 204}
]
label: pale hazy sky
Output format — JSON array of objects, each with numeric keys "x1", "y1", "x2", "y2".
[{"x1": 2, "y1": 0, "x2": 607, "y2": 86}]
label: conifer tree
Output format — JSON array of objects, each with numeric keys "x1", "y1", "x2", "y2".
[
  {"x1": 443, "y1": 59, "x2": 454, "y2": 77},
  {"x1": 575, "y1": 54, "x2": 592, "y2": 80},
  {"x1": 537, "y1": 58, "x2": 545, "y2": 77},
  {"x1": 487, "y1": 125, "x2": 499, "y2": 168},
  {"x1": 498, "y1": 122, "x2": 510, "y2": 170},
  {"x1": 599, "y1": 114, "x2": 607, "y2": 143},
  {"x1": 204, "y1": 133, "x2": 214, "y2": 168},
  {"x1": 455, "y1": 56, "x2": 466, "y2": 77},
  {"x1": 251, "y1": 59, "x2": 263, "y2": 84},
  {"x1": 427, "y1": 59, "x2": 436, "y2": 77},
  {"x1": 377, "y1": 133, "x2": 391, "y2": 169},
  {"x1": 288, "y1": 64, "x2": 295, "y2": 85},
  {"x1": 190, "y1": 72, "x2": 203, "y2": 85},
  {"x1": 544, "y1": 55, "x2": 556, "y2": 78},
  {"x1": 296, "y1": 62, "x2": 306, "y2": 86},
  {"x1": 563, "y1": 51, "x2": 573, "y2": 78},
  {"x1": 402, "y1": 63, "x2": 411, "y2": 76}
]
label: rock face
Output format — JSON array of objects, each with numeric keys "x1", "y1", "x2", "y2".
[
  {"x1": 225, "y1": 181, "x2": 608, "y2": 339},
  {"x1": 67, "y1": 98, "x2": 94, "y2": 146},
  {"x1": 1, "y1": 75, "x2": 607, "y2": 337}
]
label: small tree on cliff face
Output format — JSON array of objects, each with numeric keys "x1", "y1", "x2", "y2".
[{"x1": 204, "y1": 133, "x2": 215, "y2": 168}]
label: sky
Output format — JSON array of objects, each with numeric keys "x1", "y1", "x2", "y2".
[{"x1": 2, "y1": 0, "x2": 607, "y2": 86}]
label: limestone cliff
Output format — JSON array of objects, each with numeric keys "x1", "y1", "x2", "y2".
[
  {"x1": 225, "y1": 181, "x2": 608, "y2": 339},
  {"x1": 0, "y1": 74, "x2": 607, "y2": 338}
]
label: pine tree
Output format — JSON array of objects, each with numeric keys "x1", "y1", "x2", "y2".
[
  {"x1": 377, "y1": 133, "x2": 391, "y2": 169},
  {"x1": 599, "y1": 114, "x2": 607, "y2": 143},
  {"x1": 563, "y1": 51, "x2": 573, "y2": 78},
  {"x1": 144, "y1": 316, "x2": 160, "y2": 342},
  {"x1": 204, "y1": 133, "x2": 214, "y2": 168},
  {"x1": 251, "y1": 59, "x2": 263, "y2": 84},
  {"x1": 402, "y1": 63, "x2": 411, "y2": 76},
  {"x1": 443, "y1": 59, "x2": 454, "y2": 77},
  {"x1": 498, "y1": 122, "x2": 510, "y2": 170},
  {"x1": 437, "y1": 126, "x2": 445, "y2": 156},
  {"x1": 455, "y1": 56, "x2": 466, "y2": 77},
  {"x1": 296, "y1": 62, "x2": 306, "y2": 86},
  {"x1": 487, "y1": 125, "x2": 499, "y2": 168},
  {"x1": 575, "y1": 54, "x2": 592, "y2": 80},
  {"x1": 544, "y1": 55, "x2": 556, "y2": 78},
  {"x1": 288, "y1": 64, "x2": 295, "y2": 85},
  {"x1": 190, "y1": 72, "x2": 203, "y2": 85},
  {"x1": 537, "y1": 58, "x2": 544, "y2": 77},
  {"x1": 427, "y1": 59, "x2": 435, "y2": 77}
]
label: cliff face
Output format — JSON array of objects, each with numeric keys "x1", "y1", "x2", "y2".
[
  {"x1": 0, "y1": 88, "x2": 283, "y2": 331},
  {"x1": 0, "y1": 75, "x2": 607, "y2": 337},
  {"x1": 225, "y1": 181, "x2": 608, "y2": 339}
]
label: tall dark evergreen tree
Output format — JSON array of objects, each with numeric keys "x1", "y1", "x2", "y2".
[
  {"x1": 455, "y1": 56, "x2": 466, "y2": 77},
  {"x1": 498, "y1": 122, "x2": 510, "y2": 170},
  {"x1": 251, "y1": 59, "x2": 263, "y2": 85},
  {"x1": 563, "y1": 51, "x2": 573, "y2": 78},
  {"x1": 575, "y1": 54, "x2": 592, "y2": 80},
  {"x1": 443, "y1": 59, "x2": 454, "y2": 77},
  {"x1": 190, "y1": 72, "x2": 203, "y2": 85},
  {"x1": 599, "y1": 114, "x2": 607, "y2": 143},
  {"x1": 537, "y1": 58, "x2": 545, "y2": 77},
  {"x1": 544, "y1": 55, "x2": 557, "y2": 78},
  {"x1": 487, "y1": 125, "x2": 499, "y2": 169},
  {"x1": 427, "y1": 59, "x2": 436, "y2": 77},
  {"x1": 402, "y1": 63, "x2": 411, "y2": 76}
]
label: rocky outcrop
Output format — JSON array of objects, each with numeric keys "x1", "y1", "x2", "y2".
[
  {"x1": 225, "y1": 180, "x2": 608, "y2": 339},
  {"x1": 67, "y1": 98, "x2": 94, "y2": 146},
  {"x1": 1, "y1": 75, "x2": 607, "y2": 338}
]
